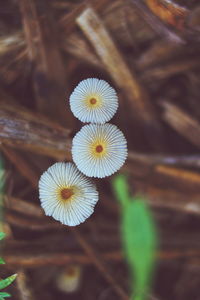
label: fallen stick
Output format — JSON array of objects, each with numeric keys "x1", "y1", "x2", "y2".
[
  {"x1": 161, "y1": 101, "x2": 200, "y2": 149},
  {"x1": 4, "y1": 249, "x2": 200, "y2": 268},
  {"x1": 0, "y1": 101, "x2": 71, "y2": 160},
  {"x1": 72, "y1": 227, "x2": 129, "y2": 299}
]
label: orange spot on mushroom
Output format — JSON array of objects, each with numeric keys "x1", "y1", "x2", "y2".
[
  {"x1": 90, "y1": 98, "x2": 97, "y2": 105},
  {"x1": 95, "y1": 145, "x2": 103, "y2": 153},
  {"x1": 61, "y1": 188, "x2": 74, "y2": 200}
]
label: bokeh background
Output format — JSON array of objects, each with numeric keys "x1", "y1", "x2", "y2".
[{"x1": 1, "y1": 0, "x2": 200, "y2": 299}]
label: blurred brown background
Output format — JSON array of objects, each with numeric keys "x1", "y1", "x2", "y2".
[{"x1": 1, "y1": 0, "x2": 200, "y2": 299}]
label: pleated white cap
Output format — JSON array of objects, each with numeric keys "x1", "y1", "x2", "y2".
[
  {"x1": 72, "y1": 123, "x2": 128, "y2": 178},
  {"x1": 69, "y1": 78, "x2": 118, "y2": 124},
  {"x1": 39, "y1": 162, "x2": 99, "y2": 226}
]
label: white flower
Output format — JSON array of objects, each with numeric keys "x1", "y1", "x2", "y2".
[
  {"x1": 69, "y1": 78, "x2": 118, "y2": 124},
  {"x1": 72, "y1": 124, "x2": 127, "y2": 178},
  {"x1": 38, "y1": 162, "x2": 98, "y2": 226}
]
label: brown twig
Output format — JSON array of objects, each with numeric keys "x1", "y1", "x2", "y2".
[
  {"x1": 1, "y1": 146, "x2": 38, "y2": 188},
  {"x1": 19, "y1": 0, "x2": 74, "y2": 127},
  {"x1": 71, "y1": 227, "x2": 129, "y2": 300},
  {"x1": 4, "y1": 249, "x2": 200, "y2": 268},
  {"x1": 128, "y1": 158, "x2": 200, "y2": 193},
  {"x1": 141, "y1": 57, "x2": 200, "y2": 81},
  {"x1": 4, "y1": 196, "x2": 43, "y2": 218},
  {"x1": 161, "y1": 101, "x2": 200, "y2": 149},
  {"x1": 0, "y1": 32, "x2": 25, "y2": 56},
  {"x1": 76, "y1": 7, "x2": 155, "y2": 122},
  {"x1": 0, "y1": 101, "x2": 71, "y2": 160},
  {"x1": 128, "y1": 152, "x2": 200, "y2": 168},
  {"x1": 155, "y1": 164, "x2": 200, "y2": 185},
  {"x1": 130, "y1": 0, "x2": 185, "y2": 43},
  {"x1": 4, "y1": 251, "x2": 122, "y2": 268},
  {"x1": 59, "y1": 0, "x2": 110, "y2": 34},
  {"x1": 6, "y1": 210, "x2": 61, "y2": 231},
  {"x1": 16, "y1": 270, "x2": 35, "y2": 300},
  {"x1": 137, "y1": 40, "x2": 182, "y2": 70},
  {"x1": 144, "y1": 0, "x2": 188, "y2": 30},
  {"x1": 132, "y1": 179, "x2": 200, "y2": 215},
  {"x1": 65, "y1": 33, "x2": 102, "y2": 68}
]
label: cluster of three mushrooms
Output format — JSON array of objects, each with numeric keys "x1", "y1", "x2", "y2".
[{"x1": 39, "y1": 78, "x2": 127, "y2": 226}]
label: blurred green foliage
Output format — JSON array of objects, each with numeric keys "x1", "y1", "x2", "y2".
[
  {"x1": 0, "y1": 153, "x2": 17, "y2": 299},
  {"x1": 0, "y1": 153, "x2": 5, "y2": 231},
  {"x1": 0, "y1": 234, "x2": 5, "y2": 241},
  {"x1": 0, "y1": 292, "x2": 12, "y2": 299},
  {"x1": 0, "y1": 154, "x2": 5, "y2": 195},
  {"x1": 112, "y1": 174, "x2": 158, "y2": 300},
  {"x1": 0, "y1": 274, "x2": 17, "y2": 291},
  {"x1": 0, "y1": 233, "x2": 17, "y2": 299}
]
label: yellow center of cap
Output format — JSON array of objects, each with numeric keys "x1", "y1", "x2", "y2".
[
  {"x1": 91, "y1": 140, "x2": 107, "y2": 158},
  {"x1": 86, "y1": 94, "x2": 102, "y2": 108}
]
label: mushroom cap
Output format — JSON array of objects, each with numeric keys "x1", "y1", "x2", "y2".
[
  {"x1": 69, "y1": 78, "x2": 118, "y2": 124},
  {"x1": 72, "y1": 123, "x2": 128, "y2": 178},
  {"x1": 39, "y1": 162, "x2": 99, "y2": 226}
]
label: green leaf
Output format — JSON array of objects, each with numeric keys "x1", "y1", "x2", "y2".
[
  {"x1": 0, "y1": 233, "x2": 5, "y2": 241},
  {"x1": 0, "y1": 258, "x2": 5, "y2": 265},
  {"x1": 112, "y1": 175, "x2": 158, "y2": 300},
  {"x1": 0, "y1": 155, "x2": 5, "y2": 194},
  {"x1": 122, "y1": 198, "x2": 157, "y2": 300},
  {"x1": 0, "y1": 292, "x2": 11, "y2": 298},
  {"x1": 0, "y1": 171, "x2": 5, "y2": 191},
  {"x1": 0, "y1": 274, "x2": 17, "y2": 290},
  {"x1": 112, "y1": 174, "x2": 130, "y2": 207}
]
